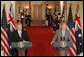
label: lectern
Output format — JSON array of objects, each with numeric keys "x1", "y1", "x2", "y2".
[
  {"x1": 11, "y1": 41, "x2": 32, "y2": 56},
  {"x1": 52, "y1": 42, "x2": 73, "y2": 56}
]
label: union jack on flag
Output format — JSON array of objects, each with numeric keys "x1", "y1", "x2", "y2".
[
  {"x1": 7, "y1": 4, "x2": 16, "y2": 56},
  {"x1": 8, "y1": 4, "x2": 16, "y2": 32}
]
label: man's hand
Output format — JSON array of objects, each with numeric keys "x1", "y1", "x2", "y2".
[
  {"x1": 23, "y1": 40, "x2": 28, "y2": 43},
  {"x1": 23, "y1": 40, "x2": 26, "y2": 43},
  {"x1": 51, "y1": 41, "x2": 54, "y2": 45}
]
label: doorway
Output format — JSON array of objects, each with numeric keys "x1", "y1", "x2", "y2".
[{"x1": 32, "y1": 4, "x2": 42, "y2": 20}]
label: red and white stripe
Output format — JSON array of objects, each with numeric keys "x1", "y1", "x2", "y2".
[
  {"x1": 67, "y1": 27, "x2": 76, "y2": 56},
  {"x1": 1, "y1": 27, "x2": 10, "y2": 56}
]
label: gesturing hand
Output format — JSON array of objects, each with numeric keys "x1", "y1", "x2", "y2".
[{"x1": 23, "y1": 40, "x2": 26, "y2": 43}]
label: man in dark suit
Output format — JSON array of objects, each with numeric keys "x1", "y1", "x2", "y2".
[{"x1": 11, "y1": 23, "x2": 29, "y2": 56}]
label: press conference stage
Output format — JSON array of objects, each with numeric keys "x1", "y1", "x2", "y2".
[{"x1": 1, "y1": 1, "x2": 83, "y2": 56}]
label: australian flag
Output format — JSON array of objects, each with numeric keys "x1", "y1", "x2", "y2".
[
  {"x1": 75, "y1": 5, "x2": 83, "y2": 55},
  {"x1": 7, "y1": 4, "x2": 16, "y2": 56}
]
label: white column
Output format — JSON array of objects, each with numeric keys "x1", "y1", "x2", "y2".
[
  {"x1": 60, "y1": 1, "x2": 64, "y2": 14},
  {"x1": 11, "y1": 1, "x2": 16, "y2": 22}
]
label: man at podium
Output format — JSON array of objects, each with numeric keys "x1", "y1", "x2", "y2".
[
  {"x1": 11, "y1": 23, "x2": 29, "y2": 56},
  {"x1": 51, "y1": 22, "x2": 73, "y2": 56}
]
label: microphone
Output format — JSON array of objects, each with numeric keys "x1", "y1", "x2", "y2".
[
  {"x1": 60, "y1": 36, "x2": 65, "y2": 41},
  {"x1": 63, "y1": 37, "x2": 65, "y2": 41}
]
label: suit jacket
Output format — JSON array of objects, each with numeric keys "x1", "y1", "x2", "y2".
[
  {"x1": 11, "y1": 30, "x2": 29, "y2": 42},
  {"x1": 52, "y1": 29, "x2": 72, "y2": 43}
]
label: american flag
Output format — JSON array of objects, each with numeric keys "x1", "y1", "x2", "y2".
[
  {"x1": 1, "y1": 4, "x2": 10, "y2": 56},
  {"x1": 75, "y1": 5, "x2": 83, "y2": 55},
  {"x1": 67, "y1": 4, "x2": 76, "y2": 56},
  {"x1": 7, "y1": 4, "x2": 16, "y2": 56},
  {"x1": 17, "y1": 6, "x2": 21, "y2": 23},
  {"x1": 52, "y1": 7, "x2": 56, "y2": 26},
  {"x1": 54, "y1": 7, "x2": 60, "y2": 30},
  {"x1": 45, "y1": 1, "x2": 48, "y2": 16}
]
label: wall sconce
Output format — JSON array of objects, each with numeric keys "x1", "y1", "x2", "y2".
[
  {"x1": 60, "y1": 1, "x2": 63, "y2": 14},
  {"x1": 48, "y1": 6, "x2": 52, "y2": 9},
  {"x1": 25, "y1": 6, "x2": 29, "y2": 9}
]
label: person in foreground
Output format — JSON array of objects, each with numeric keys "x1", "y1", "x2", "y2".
[
  {"x1": 11, "y1": 22, "x2": 29, "y2": 56},
  {"x1": 51, "y1": 22, "x2": 73, "y2": 56}
]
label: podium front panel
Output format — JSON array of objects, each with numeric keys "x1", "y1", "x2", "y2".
[
  {"x1": 11, "y1": 41, "x2": 32, "y2": 48},
  {"x1": 52, "y1": 42, "x2": 73, "y2": 48}
]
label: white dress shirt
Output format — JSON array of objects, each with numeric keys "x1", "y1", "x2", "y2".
[
  {"x1": 62, "y1": 30, "x2": 65, "y2": 37},
  {"x1": 18, "y1": 30, "x2": 22, "y2": 38}
]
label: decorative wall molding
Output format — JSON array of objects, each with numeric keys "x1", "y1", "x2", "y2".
[{"x1": 31, "y1": 1, "x2": 42, "y2": 5}]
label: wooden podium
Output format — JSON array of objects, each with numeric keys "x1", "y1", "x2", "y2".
[
  {"x1": 11, "y1": 41, "x2": 32, "y2": 56},
  {"x1": 52, "y1": 42, "x2": 73, "y2": 56}
]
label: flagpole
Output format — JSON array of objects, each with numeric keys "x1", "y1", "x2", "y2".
[
  {"x1": 21, "y1": 8, "x2": 24, "y2": 41},
  {"x1": 22, "y1": 8, "x2": 23, "y2": 41}
]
